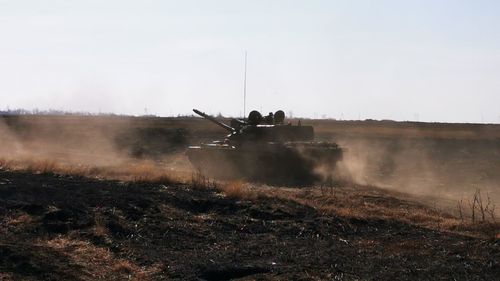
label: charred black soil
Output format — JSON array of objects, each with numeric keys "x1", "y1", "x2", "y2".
[{"x1": 0, "y1": 170, "x2": 498, "y2": 280}]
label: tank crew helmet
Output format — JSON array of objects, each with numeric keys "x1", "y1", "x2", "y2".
[
  {"x1": 248, "y1": 110, "x2": 263, "y2": 125},
  {"x1": 274, "y1": 110, "x2": 285, "y2": 124}
]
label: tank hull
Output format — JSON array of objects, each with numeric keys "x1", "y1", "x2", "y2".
[{"x1": 187, "y1": 142, "x2": 342, "y2": 185}]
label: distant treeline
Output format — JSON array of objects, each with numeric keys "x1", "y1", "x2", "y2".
[
  {"x1": 0, "y1": 108, "x2": 210, "y2": 119},
  {"x1": 0, "y1": 108, "x2": 131, "y2": 117},
  {"x1": 0, "y1": 109, "x2": 402, "y2": 122}
]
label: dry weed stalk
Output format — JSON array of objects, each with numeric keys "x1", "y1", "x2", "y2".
[
  {"x1": 457, "y1": 198, "x2": 464, "y2": 222},
  {"x1": 93, "y1": 211, "x2": 108, "y2": 237},
  {"x1": 319, "y1": 183, "x2": 337, "y2": 198},
  {"x1": 190, "y1": 172, "x2": 217, "y2": 189},
  {"x1": 457, "y1": 188, "x2": 496, "y2": 223}
]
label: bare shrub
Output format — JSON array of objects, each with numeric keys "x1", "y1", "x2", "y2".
[{"x1": 457, "y1": 188, "x2": 496, "y2": 223}]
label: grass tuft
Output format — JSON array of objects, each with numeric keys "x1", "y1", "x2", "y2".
[
  {"x1": 112, "y1": 260, "x2": 135, "y2": 274},
  {"x1": 220, "y1": 180, "x2": 251, "y2": 200},
  {"x1": 6, "y1": 213, "x2": 32, "y2": 226}
]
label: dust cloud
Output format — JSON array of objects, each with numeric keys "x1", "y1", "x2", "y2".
[
  {"x1": 1, "y1": 116, "x2": 499, "y2": 214},
  {"x1": 0, "y1": 119, "x2": 21, "y2": 158},
  {"x1": 0, "y1": 117, "x2": 126, "y2": 167},
  {"x1": 0, "y1": 116, "x2": 191, "y2": 176},
  {"x1": 334, "y1": 136, "x2": 500, "y2": 210}
]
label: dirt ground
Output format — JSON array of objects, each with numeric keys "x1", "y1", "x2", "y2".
[
  {"x1": 0, "y1": 170, "x2": 498, "y2": 280},
  {"x1": 0, "y1": 115, "x2": 499, "y2": 280}
]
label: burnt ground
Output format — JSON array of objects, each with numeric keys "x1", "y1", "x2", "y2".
[{"x1": 0, "y1": 170, "x2": 498, "y2": 280}]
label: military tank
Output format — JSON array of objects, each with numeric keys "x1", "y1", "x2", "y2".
[{"x1": 187, "y1": 109, "x2": 343, "y2": 185}]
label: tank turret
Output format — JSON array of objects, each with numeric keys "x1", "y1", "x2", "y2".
[{"x1": 192, "y1": 109, "x2": 314, "y2": 144}]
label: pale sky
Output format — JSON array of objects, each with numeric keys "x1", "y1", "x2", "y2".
[{"x1": 1, "y1": 0, "x2": 500, "y2": 123}]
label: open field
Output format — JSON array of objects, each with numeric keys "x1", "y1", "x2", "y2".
[
  {"x1": 0, "y1": 115, "x2": 499, "y2": 280},
  {"x1": 1, "y1": 115, "x2": 499, "y2": 205}
]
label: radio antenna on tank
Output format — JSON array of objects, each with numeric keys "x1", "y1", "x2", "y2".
[{"x1": 243, "y1": 51, "x2": 247, "y2": 118}]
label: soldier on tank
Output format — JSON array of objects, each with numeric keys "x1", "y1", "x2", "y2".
[
  {"x1": 264, "y1": 112, "x2": 274, "y2": 124},
  {"x1": 274, "y1": 110, "x2": 285, "y2": 125}
]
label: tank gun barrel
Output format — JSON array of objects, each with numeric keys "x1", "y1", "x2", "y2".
[{"x1": 193, "y1": 109, "x2": 234, "y2": 132}]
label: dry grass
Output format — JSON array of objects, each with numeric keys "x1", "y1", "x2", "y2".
[
  {"x1": 190, "y1": 172, "x2": 217, "y2": 189},
  {"x1": 257, "y1": 184, "x2": 499, "y2": 238},
  {"x1": 6, "y1": 213, "x2": 32, "y2": 226},
  {"x1": 219, "y1": 180, "x2": 252, "y2": 200},
  {"x1": 310, "y1": 119, "x2": 500, "y2": 140},
  {"x1": 92, "y1": 212, "x2": 109, "y2": 238},
  {"x1": 38, "y1": 237, "x2": 161, "y2": 280},
  {"x1": 181, "y1": 177, "x2": 498, "y2": 237},
  {"x1": 188, "y1": 176, "x2": 262, "y2": 200},
  {"x1": 112, "y1": 260, "x2": 135, "y2": 274},
  {"x1": 0, "y1": 155, "x2": 496, "y2": 238},
  {"x1": 0, "y1": 157, "x2": 180, "y2": 186},
  {"x1": 0, "y1": 273, "x2": 14, "y2": 280},
  {"x1": 25, "y1": 159, "x2": 59, "y2": 174}
]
